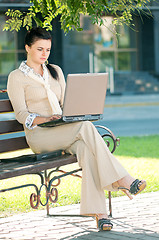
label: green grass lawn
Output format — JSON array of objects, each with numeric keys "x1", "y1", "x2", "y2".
[
  {"x1": 0, "y1": 135, "x2": 159, "y2": 217},
  {"x1": 114, "y1": 135, "x2": 159, "y2": 159}
]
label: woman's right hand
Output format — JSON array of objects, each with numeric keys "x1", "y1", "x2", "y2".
[{"x1": 32, "y1": 115, "x2": 62, "y2": 127}]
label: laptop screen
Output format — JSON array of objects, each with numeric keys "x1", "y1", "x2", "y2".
[{"x1": 62, "y1": 73, "x2": 108, "y2": 117}]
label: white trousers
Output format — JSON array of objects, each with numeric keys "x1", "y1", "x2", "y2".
[{"x1": 26, "y1": 121, "x2": 128, "y2": 215}]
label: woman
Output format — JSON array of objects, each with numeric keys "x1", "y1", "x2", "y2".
[{"x1": 7, "y1": 27, "x2": 146, "y2": 231}]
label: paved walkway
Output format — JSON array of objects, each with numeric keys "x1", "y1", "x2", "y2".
[
  {"x1": 99, "y1": 93, "x2": 159, "y2": 136},
  {"x1": 0, "y1": 191, "x2": 159, "y2": 239}
]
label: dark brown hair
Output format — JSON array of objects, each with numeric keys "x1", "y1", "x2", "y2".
[{"x1": 25, "y1": 27, "x2": 58, "y2": 80}]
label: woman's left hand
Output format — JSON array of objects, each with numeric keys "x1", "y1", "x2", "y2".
[{"x1": 49, "y1": 114, "x2": 62, "y2": 120}]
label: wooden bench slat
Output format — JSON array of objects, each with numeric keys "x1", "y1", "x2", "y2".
[
  {"x1": 0, "y1": 120, "x2": 24, "y2": 134},
  {"x1": 0, "y1": 99, "x2": 13, "y2": 113},
  {"x1": 0, "y1": 154, "x2": 78, "y2": 180},
  {"x1": 0, "y1": 137, "x2": 29, "y2": 153}
]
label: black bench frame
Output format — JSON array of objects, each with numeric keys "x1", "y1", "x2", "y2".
[{"x1": 0, "y1": 98, "x2": 120, "y2": 217}]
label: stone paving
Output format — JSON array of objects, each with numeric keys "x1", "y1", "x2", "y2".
[{"x1": 0, "y1": 191, "x2": 159, "y2": 240}]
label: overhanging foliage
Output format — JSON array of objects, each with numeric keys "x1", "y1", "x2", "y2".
[{"x1": 3, "y1": 0, "x2": 151, "y2": 32}]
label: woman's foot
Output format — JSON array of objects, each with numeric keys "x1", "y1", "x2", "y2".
[
  {"x1": 116, "y1": 176, "x2": 146, "y2": 199},
  {"x1": 96, "y1": 214, "x2": 113, "y2": 231},
  {"x1": 129, "y1": 179, "x2": 146, "y2": 195}
]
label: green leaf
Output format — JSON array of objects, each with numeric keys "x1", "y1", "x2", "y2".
[
  {"x1": 76, "y1": 27, "x2": 83, "y2": 31},
  {"x1": 3, "y1": 0, "x2": 152, "y2": 33},
  {"x1": 34, "y1": 16, "x2": 43, "y2": 27}
]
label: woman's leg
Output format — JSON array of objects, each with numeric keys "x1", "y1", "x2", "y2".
[
  {"x1": 65, "y1": 121, "x2": 129, "y2": 214},
  {"x1": 28, "y1": 121, "x2": 145, "y2": 218},
  {"x1": 66, "y1": 139, "x2": 107, "y2": 215},
  {"x1": 66, "y1": 139, "x2": 111, "y2": 230}
]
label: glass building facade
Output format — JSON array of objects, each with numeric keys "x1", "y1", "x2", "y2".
[
  {"x1": 0, "y1": 15, "x2": 27, "y2": 75},
  {"x1": 0, "y1": 0, "x2": 159, "y2": 93}
]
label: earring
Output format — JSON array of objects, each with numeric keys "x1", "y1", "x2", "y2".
[{"x1": 45, "y1": 60, "x2": 48, "y2": 65}]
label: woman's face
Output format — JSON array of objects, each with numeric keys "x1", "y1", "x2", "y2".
[{"x1": 25, "y1": 39, "x2": 52, "y2": 65}]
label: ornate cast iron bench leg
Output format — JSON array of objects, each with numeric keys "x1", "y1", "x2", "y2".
[{"x1": 44, "y1": 168, "x2": 82, "y2": 215}]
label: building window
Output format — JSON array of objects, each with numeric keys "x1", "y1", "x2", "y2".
[
  {"x1": 94, "y1": 16, "x2": 137, "y2": 72},
  {"x1": 0, "y1": 14, "x2": 26, "y2": 88},
  {"x1": 69, "y1": 15, "x2": 94, "y2": 45}
]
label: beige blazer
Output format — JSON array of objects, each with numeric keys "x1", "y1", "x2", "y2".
[{"x1": 7, "y1": 64, "x2": 66, "y2": 126}]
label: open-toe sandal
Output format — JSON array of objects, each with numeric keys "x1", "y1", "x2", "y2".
[
  {"x1": 118, "y1": 179, "x2": 146, "y2": 199},
  {"x1": 96, "y1": 218, "x2": 113, "y2": 231}
]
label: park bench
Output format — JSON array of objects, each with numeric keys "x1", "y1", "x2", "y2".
[{"x1": 0, "y1": 97, "x2": 120, "y2": 217}]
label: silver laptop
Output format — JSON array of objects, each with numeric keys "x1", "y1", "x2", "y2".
[{"x1": 39, "y1": 73, "x2": 108, "y2": 127}]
